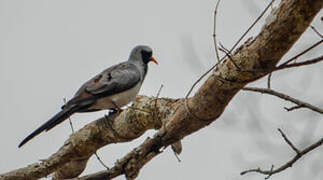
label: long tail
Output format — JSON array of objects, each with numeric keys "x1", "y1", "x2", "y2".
[{"x1": 18, "y1": 106, "x2": 79, "y2": 148}]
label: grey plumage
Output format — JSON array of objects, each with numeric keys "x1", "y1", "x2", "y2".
[{"x1": 19, "y1": 45, "x2": 157, "y2": 147}]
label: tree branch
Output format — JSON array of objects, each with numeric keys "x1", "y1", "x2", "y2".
[
  {"x1": 240, "y1": 40, "x2": 323, "y2": 74},
  {"x1": 278, "y1": 39, "x2": 323, "y2": 67},
  {"x1": 241, "y1": 130, "x2": 323, "y2": 179},
  {"x1": 1, "y1": 0, "x2": 322, "y2": 179},
  {"x1": 0, "y1": 96, "x2": 178, "y2": 180},
  {"x1": 310, "y1": 25, "x2": 323, "y2": 38},
  {"x1": 212, "y1": 0, "x2": 221, "y2": 63},
  {"x1": 277, "y1": 128, "x2": 300, "y2": 154},
  {"x1": 242, "y1": 87, "x2": 323, "y2": 114},
  {"x1": 275, "y1": 55, "x2": 323, "y2": 70}
]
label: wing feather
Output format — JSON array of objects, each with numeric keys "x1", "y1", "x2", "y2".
[{"x1": 75, "y1": 62, "x2": 141, "y2": 98}]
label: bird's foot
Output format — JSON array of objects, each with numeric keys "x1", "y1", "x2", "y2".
[
  {"x1": 105, "y1": 108, "x2": 123, "y2": 117},
  {"x1": 112, "y1": 107, "x2": 123, "y2": 114},
  {"x1": 110, "y1": 101, "x2": 123, "y2": 114},
  {"x1": 104, "y1": 108, "x2": 122, "y2": 121}
]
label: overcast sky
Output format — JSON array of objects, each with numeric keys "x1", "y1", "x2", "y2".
[{"x1": 1, "y1": 0, "x2": 322, "y2": 179}]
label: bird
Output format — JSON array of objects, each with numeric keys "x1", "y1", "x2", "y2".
[{"x1": 18, "y1": 45, "x2": 158, "y2": 148}]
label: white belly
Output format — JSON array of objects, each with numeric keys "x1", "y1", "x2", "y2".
[{"x1": 91, "y1": 82, "x2": 142, "y2": 110}]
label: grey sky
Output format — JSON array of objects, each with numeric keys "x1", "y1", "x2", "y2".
[{"x1": 1, "y1": 0, "x2": 322, "y2": 179}]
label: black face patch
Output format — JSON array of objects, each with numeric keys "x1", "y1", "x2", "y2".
[{"x1": 141, "y1": 50, "x2": 152, "y2": 64}]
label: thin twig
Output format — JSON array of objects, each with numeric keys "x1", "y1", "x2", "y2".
[
  {"x1": 63, "y1": 98, "x2": 74, "y2": 133},
  {"x1": 156, "y1": 85, "x2": 164, "y2": 99},
  {"x1": 240, "y1": 39, "x2": 323, "y2": 74},
  {"x1": 276, "y1": 55, "x2": 323, "y2": 70},
  {"x1": 278, "y1": 39, "x2": 323, "y2": 67},
  {"x1": 230, "y1": 0, "x2": 275, "y2": 52},
  {"x1": 277, "y1": 128, "x2": 300, "y2": 154},
  {"x1": 245, "y1": 41, "x2": 323, "y2": 74},
  {"x1": 154, "y1": 84, "x2": 164, "y2": 123},
  {"x1": 241, "y1": 137, "x2": 323, "y2": 177},
  {"x1": 171, "y1": 144, "x2": 182, "y2": 163},
  {"x1": 242, "y1": 87, "x2": 323, "y2": 114},
  {"x1": 310, "y1": 25, "x2": 323, "y2": 38},
  {"x1": 267, "y1": 73, "x2": 272, "y2": 89},
  {"x1": 265, "y1": 165, "x2": 275, "y2": 179},
  {"x1": 284, "y1": 105, "x2": 303, "y2": 112},
  {"x1": 94, "y1": 151, "x2": 110, "y2": 170},
  {"x1": 185, "y1": 63, "x2": 219, "y2": 98},
  {"x1": 185, "y1": 0, "x2": 274, "y2": 98},
  {"x1": 64, "y1": 98, "x2": 110, "y2": 169},
  {"x1": 241, "y1": 55, "x2": 323, "y2": 74},
  {"x1": 154, "y1": 85, "x2": 182, "y2": 162},
  {"x1": 218, "y1": 43, "x2": 241, "y2": 70},
  {"x1": 213, "y1": 0, "x2": 221, "y2": 63}
]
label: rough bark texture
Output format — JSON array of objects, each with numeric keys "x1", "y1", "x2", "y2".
[
  {"x1": 0, "y1": 96, "x2": 178, "y2": 180},
  {"x1": 1, "y1": 0, "x2": 322, "y2": 179}
]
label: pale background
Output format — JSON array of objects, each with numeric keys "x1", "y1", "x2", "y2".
[{"x1": 1, "y1": 0, "x2": 322, "y2": 179}]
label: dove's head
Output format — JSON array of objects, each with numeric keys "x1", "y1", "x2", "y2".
[{"x1": 129, "y1": 45, "x2": 158, "y2": 65}]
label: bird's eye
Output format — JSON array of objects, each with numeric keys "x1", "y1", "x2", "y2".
[
  {"x1": 141, "y1": 50, "x2": 152, "y2": 64},
  {"x1": 141, "y1": 50, "x2": 152, "y2": 56}
]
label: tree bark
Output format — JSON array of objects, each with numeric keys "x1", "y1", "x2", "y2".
[{"x1": 1, "y1": 0, "x2": 322, "y2": 179}]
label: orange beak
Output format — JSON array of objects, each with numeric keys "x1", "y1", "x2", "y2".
[{"x1": 149, "y1": 56, "x2": 158, "y2": 64}]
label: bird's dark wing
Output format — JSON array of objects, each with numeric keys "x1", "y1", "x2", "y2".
[
  {"x1": 76, "y1": 62, "x2": 141, "y2": 98},
  {"x1": 62, "y1": 62, "x2": 141, "y2": 109}
]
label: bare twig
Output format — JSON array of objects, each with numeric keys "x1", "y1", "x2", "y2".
[
  {"x1": 251, "y1": 49, "x2": 323, "y2": 90},
  {"x1": 154, "y1": 84, "x2": 182, "y2": 161},
  {"x1": 213, "y1": 0, "x2": 221, "y2": 63},
  {"x1": 151, "y1": 85, "x2": 164, "y2": 122},
  {"x1": 277, "y1": 128, "x2": 300, "y2": 154},
  {"x1": 284, "y1": 105, "x2": 303, "y2": 112},
  {"x1": 267, "y1": 73, "x2": 272, "y2": 89},
  {"x1": 63, "y1": 99, "x2": 109, "y2": 170},
  {"x1": 218, "y1": 43, "x2": 241, "y2": 70},
  {"x1": 153, "y1": 84, "x2": 164, "y2": 123},
  {"x1": 75, "y1": 131, "x2": 168, "y2": 180},
  {"x1": 278, "y1": 39, "x2": 323, "y2": 67},
  {"x1": 242, "y1": 87, "x2": 323, "y2": 114},
  {"x1": 171, "y1": 146, "x2": 182, "y2": 163},
  {"x1": 94, "y1": 151, "x2": 110, "y2": 170},
  {"x1": 276, "y1": 55, "x2": 323, "y2": 70},
  {"x1": 241, "y1": 135, "x2": 323, "y2": 177},
  {"x1": 266, "y1": 165, "x2": 275, "y2": 179},
  {"x1": 230, "y1": 0, "x2": 275, "y2": 52},
  {"x1": 241, "y1": 54, "x2": 323, "y2": 74},
  {"x1": 185, "y1": 63, "x2": 219, "y2": 98},
  {"x1": 310, "y1": 25, "x2": 323, "y2": 38},
  {"x1": 63, "y1": 98, "x2": 74, "y2": 133},
  {"x1": 185, "y1": 0, "x2": 274, "y2": 98},
  {"x1": 156, "y1": 85, "x2": 164, "y2": 99}
]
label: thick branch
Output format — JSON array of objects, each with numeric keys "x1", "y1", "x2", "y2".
[
  {"x1": 79, "y1": 0, "x2": 323, "y2": 179},
  {"x1": 159, "y1": 0, "x2": 322, "y2": 146},
  {"x1": 0, "y1": 96, "x2": 178, "y2": 180},
  {"x1": 1, "y1": 0, "x2": 322, "y2": 179}
]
